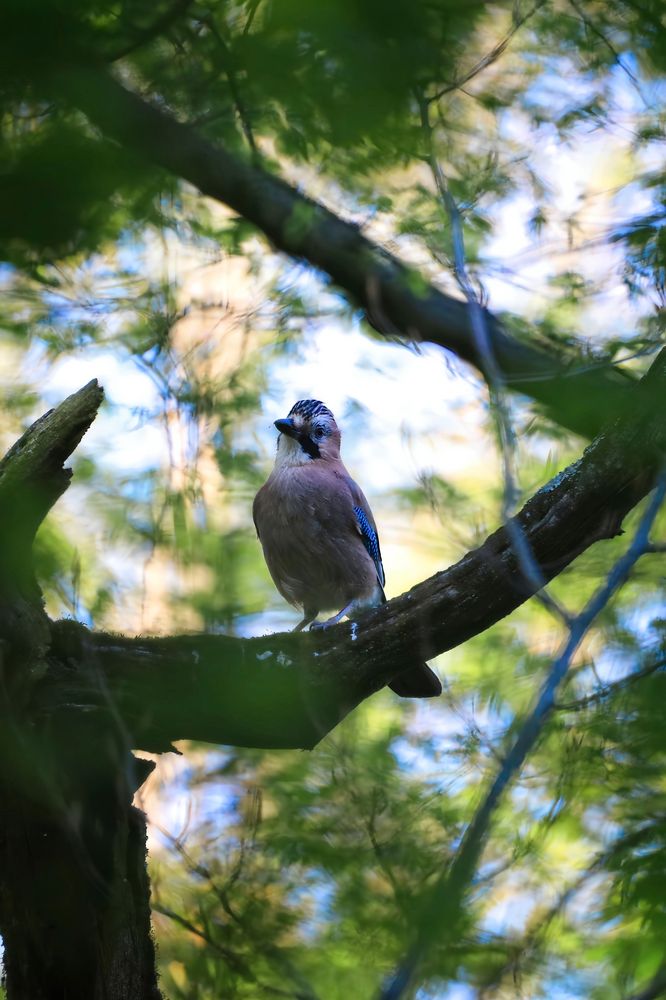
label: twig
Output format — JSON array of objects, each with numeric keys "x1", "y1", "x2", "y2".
[
  {"x1": 152, "y1": 820, "x2": 320, "y2": 1000},
  {"x1": 480, "y1": 817, "x2": 666, "y2": 997},
  {"x1": 109, "y1": 0, "x2": 196, "y2": 62},
  {"x1": 152, "y1": 902, "x2": 251, "y2": 974},
  {"x1": 428, "y1": 1, "x2": 545, "y2": 102},
  {"x1": 199, "y1": 13, "x2": 259, "y2": 160},
  {"x1": 418, "y1": 94, "x2": 570, "y2": 625},
  {"x1": 378, "y1": 474, "x2": 666, "y2": 1000},
  {"x1": 153, "y1": 902, "x2": 310, "y2": 998},
  {"x1": 243, "y1": 0, "x2": 263, "y2": 36},
  {"x1": 567, "y1": 0, "x2": 647, "y2": 104},
  {"x1": 557, "y1": 655, "x2": 666, "y2": 711}
]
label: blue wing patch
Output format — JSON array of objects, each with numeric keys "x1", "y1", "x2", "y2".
[{"x1": 353, "y1": 505, "x2": 385, "y2": 588}]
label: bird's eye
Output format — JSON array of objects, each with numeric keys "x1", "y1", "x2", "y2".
[{"x1": 313, "y1": 426, "x2": 324, "y2": 439}]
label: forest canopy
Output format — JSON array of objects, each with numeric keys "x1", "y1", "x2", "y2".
[{"x1": 1, "y1": 1, "x2": 665, "y2": 998}]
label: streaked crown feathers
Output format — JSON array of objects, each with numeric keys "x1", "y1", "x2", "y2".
[{"x1": 288, "y1": 399, "x2": 334, "y2": 422}]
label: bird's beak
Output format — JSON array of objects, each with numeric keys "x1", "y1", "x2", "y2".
[{"x1": 274, "y1": 417, "x2": 298, "y2": 439}]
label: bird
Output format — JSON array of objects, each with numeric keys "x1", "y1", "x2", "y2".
[{"x1": 252, "y1": 399, "x2": 441, "y2": 698}]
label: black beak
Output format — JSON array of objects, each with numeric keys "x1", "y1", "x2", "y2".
[{"x1": 274, "y1": 417, "x2": 298, "y2": 439}]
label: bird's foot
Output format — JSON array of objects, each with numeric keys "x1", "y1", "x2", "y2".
[
  {"x1": 294, "y1": 609, "x2": 319, "y2": 632},
  {"x1": 309, "y1": 604, "x2": 354, "y2": 631}
]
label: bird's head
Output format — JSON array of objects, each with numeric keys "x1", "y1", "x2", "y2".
[{"x1": 273, "y1": 399, "x2": 341, "y2": 466}]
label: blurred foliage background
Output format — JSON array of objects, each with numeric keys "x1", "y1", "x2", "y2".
[{"x1": 1, "y1": 0, "x2": 666, "y2": 997}]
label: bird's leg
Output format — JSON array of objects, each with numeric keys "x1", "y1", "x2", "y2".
[
  {"x1": 309, "y1": 601, "x2": 355, "y2": 631},
  {"x1": 293, "y1": 607, "x2": 319, "y2": 632}
]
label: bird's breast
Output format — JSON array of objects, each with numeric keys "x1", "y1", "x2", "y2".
[{"x1": 253, "y1": 467, "x2": 378, "y2": 610}]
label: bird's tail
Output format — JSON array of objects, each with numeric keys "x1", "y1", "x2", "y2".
[
  {"x1": 389, "y1": 662, "x2": 442, "y2": 698},
  {"x1": 376, "y1": 590, "x2": 442, "y2": 697}
]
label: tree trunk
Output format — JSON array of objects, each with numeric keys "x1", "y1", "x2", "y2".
[
  {"x1": 0, "y1": 381, "x2": 161, "y2": 999},
  {"x1": 0, "y1": 733, "x2": 161, "y2": 999}
]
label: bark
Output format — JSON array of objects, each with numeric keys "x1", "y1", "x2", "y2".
[
  {"x1": 0, "y1": 381, "x2": 161, "y2": 1000},
  {"x1": 20, "y1": 44, "x2": 637, "y2": 439}
]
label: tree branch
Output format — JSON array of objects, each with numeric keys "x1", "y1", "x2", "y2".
[
  {"x1": 107, "y1": 0, "x2": 196, "y2": 62},
  {"x1": 0, "y1": 379, "x2": 104, "y2": 670},
  {"x1": 0, "y1": 379, "x2": 104, "y2": 548},
  {"x1": 427, "y1": 0, "x2": 545, "y2": 102},
  {"x1": 418, "y1": 91, "x2": 570, "y2": 624},
  {"x1": 557, "y1": 655, "x2": 666, "y2": 711},
  {"x1": 36, "y1": 349, "x2": 666, "y2": 752},
  {"x1": 567, "y1": 0, "x2": 646, "y2": 101},
  {"x1": 46, "y1": 59, "x2": 639, "y2": 439}
]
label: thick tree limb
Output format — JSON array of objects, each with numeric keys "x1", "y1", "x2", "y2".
[
  {"x1": 0, "y1": 379, "x2": 103, "y2": 554},
  {"x1": 39, "y1": 350, "x2": 666, "y2": 752},
  {"x1": 0, "y1": 379, "x2": 104, "y2": 678},
  {"x1": 46, "y1": 60, "x2": 637, "y2": 439}
]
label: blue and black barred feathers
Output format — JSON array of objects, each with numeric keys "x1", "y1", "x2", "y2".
[
  {"x1": 288, "y1": 399, "x2": 333, "y2": 421},
  {"x1": 353, "y1": 505, "x2": 385, "y2": 587}
]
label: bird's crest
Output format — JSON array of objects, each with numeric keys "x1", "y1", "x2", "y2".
[{"x1": 288, "y1": 399, "x2": 334, "y2": 422}]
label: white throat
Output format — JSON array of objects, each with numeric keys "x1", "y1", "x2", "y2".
[{"x1": 274, "y1": 433, "x2": 313, "y2": 469}]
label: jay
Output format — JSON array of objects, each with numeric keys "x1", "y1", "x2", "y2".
[{"x1": 253, "y1": 399, "x2": 441, "y2": 697}]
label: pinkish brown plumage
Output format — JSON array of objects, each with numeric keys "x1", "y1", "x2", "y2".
[{"x1": 253, "y1": 400, "x2": 441, "y2": 698}]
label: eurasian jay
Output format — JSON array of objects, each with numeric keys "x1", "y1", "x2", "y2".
[{"x1": 253, "y1": 399, "x2": 441, "y2": 698}]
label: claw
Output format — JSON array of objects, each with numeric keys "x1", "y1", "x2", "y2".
[{"x1": 294, "y1": 609, "x2": 319, "y2": 631}]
